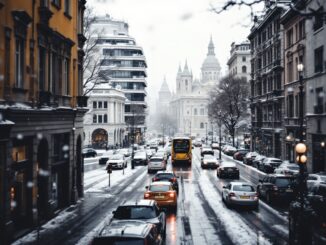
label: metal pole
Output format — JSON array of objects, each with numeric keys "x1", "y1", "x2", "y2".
[
  {"x1": 219, "y1": 119, "x2": 222, "y2": 160},
  {"x1": 131, "y1": 110, "x2": 135, "y2": 169},
  {"x1": 205, "y1": 123, "x2": 208, "y2": 144}
]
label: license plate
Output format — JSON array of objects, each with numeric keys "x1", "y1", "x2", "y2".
[
  {"x1": 240, "y1": 196, "x2": 250, "y2": 199},
  {"x1": 155, "y1": 195, "x2": 164, "y2": 199}
]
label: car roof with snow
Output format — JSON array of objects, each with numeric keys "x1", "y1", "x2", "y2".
[
  {"x1": 220, "y1": 162, "x2": 237, "y2": 167},
  {"x1": 150, "y1": 181, "x2": 171, "y2": 186},
  {"x1": 120, "y1": 199, "x2": 156, "y2": 207}
]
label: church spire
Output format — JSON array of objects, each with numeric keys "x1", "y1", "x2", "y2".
[
  {"x1": 208, "y1": 35, "x2": 215, "y2": 56},
  {"x1": 184, "y1": 59, "x2": 189, "y2": 72}
]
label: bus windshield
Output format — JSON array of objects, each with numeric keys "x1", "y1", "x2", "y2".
[{"x1": 173, "y1": 139, "x2": 190, "y2": 153}]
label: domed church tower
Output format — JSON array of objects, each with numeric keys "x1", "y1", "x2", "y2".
[{"x1": 201, "y1": 36, "x2": 221, "y2": 85}]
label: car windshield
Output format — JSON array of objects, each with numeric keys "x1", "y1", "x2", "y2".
[
  {"x1": 204, "y1": 155, "x2": 215, "y2": 159},
  {"x1": 150, "y1": 158, "x2": 162, "y2": 162},
  {"x1": 156, "y1": 173, "x2": 173, "y2": 179},
  {"x1": 149, "y1": 185, "x2": 170, "y2": 192},
  {"x1": 275, "y1": 178, "x2": 294, "y2": 187},
  {"x1": 173, "y1": 139, "x2": 190, "y2": 153},
  {"x1": 134, "y1": 152, "x2": 146, "y2": 158},
  {"x1": 114, "y1": 206, "x2": 156, "y2": 219},
  {"x1": 111, "y1": 155, "x2": 123, "y2": 160},
  {"x1": 233, "y1": 185, "x2": 255, "y2": 192}
]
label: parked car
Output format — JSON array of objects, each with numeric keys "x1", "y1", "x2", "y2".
[
  {"x1": 132, "y1": 151, "x2": 149, "y2": 166},
  {"x1": 144, "y1": 181, "x2": 177, "y2": 211},
  {"x1": 243, "y1": 152, "x2": 259, "y2": 165},
  {"x1": 223, "y1": 145, "x2": 237, "y2": 156},
  {"x1": 211, "y1": 142, "x2": 219, "y2": 150},
  {"x1": 201, "y1": 147, "x2": 214, "y2": 156},
  {"x1": 98, "y1": 150, "x2": 116, "y2": 165},
  {"x1": 82, "y1": 147, "x2": 97, "y2": 158},
  {"x1": 148, "y1": 156, "x2": 166, "y2": 173},
  {"x1": 252, "y1": 155, "x2": 266, "y2": 169},
  {"x1": 152, "y1": 171, "x2": 179, "y2": 193},
  {"x1": 117, "y1": 148, "x2": 131, "y2": 158},
  {"x1": 150, "y1": 143, "x2": 158, "y2": 152},
  {"x1": 106, "y1": 154, "x2": 127, "y2": 169},
  {"x1": 274, "y1": 163, "x2": 300, "y2": 176},
  {"x1": 91, "y1": 220, "x2": 163, "y2": 245},
  {"x1": 307, "y1": 172, "x2": 326, "y2": 189},
  {"x1": 222, "y1": 182, "x2": 259, "y2": 210},
  {"x1": 201, "y1": 155, "x2": 219, "y2": 169},
  {"x1": 233, "y1": 149, "x2": 249, "y2": 161},
  {"x1": 289, "y1": 182, "x2": 326, "y2": 244},
  {"x1": 217, "y1": 161, "x2": 240, "y2": 179},
  {"x1": 257, "y1": 174, "x2": 296, "y2": 203},
  {"x1": 258, "y1": 157, "x2": 283, "y2": 173},
  {"x1": 111, "y1": 199, "x2": 166, "y2": 239}
]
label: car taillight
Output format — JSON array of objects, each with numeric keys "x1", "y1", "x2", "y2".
[
  {"x1": 152, "y1": 177, "x2": 158, "y2": 181},
  {"x1": 169, "y1": 192, "x2": 175, "y2": 197},
  {"x1": 228, "y1": 192, "x2": 235, "y2": 198},
  {"x1": 144, "y1": 193, "x2": 150, "y2": 198}
]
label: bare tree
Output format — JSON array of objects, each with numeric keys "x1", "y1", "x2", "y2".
[
  {"x1": 83, "y1": 8, "x2": 110, "y2": 96},
  {"x1": 208, "y1": 75, "x2": 249, "y2": 147},
  {"x1": 209, "y1": 0, "x2": 326, "y2": 21}
]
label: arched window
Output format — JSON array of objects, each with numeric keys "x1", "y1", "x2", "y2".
[
  {"x1": 242, "y1": 66, "x2": 247, "y2": 73},
  {"x1": 200, "y1": 108, "x2": 204, "y2": 115},
  {"x1": 200, "y1": 122, "x2": 204, "y2": 128}
]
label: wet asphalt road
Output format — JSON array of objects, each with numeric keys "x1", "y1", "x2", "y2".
[{"x1": 58, "y1": 148, "x2": 289, "y2": 245}]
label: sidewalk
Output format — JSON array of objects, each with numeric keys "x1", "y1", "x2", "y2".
[{"x1": 12, "y1": 165, "x2": 145, "y2": 245}]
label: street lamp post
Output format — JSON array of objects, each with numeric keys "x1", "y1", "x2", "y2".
[
  {"x1": 294, "y1": 63, "x2": 309, "y2": 244},
  {"x1": 131, "y1": 110, "x2": 135, "y2": 169},
  {"x1": 205, "y1": 122, "x2": 208, "y2": 145},
  {"x1": 162, "y1": 124, "x2": 165, "y2": 146},
  {"x1": 218, "y1": 111, "x2": 222, "y2": 160}
]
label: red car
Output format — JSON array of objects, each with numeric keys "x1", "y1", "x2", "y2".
[{"x1": 233, "y1": 149, "x2": 249, "y2": 161}]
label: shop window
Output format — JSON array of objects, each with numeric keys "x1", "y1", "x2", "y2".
[
  {"x1": 12, "y1": 146, "x2": 27, "y2": 162},
  {"x1": 200, "y1": 122, "x2": 204, "y2": 129},
  {"x1": 98, "y1": 101, "x2": 102, "y2": 108},
  {"x1": 313, "y1": 8, "x2": 324, "y2": 31}
]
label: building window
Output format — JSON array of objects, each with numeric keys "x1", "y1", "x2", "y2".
[
  {"x1": 98, "y1": 115, "x2": 103, "y2": 123},
  {"x1": 51, "y1": 0, "x2": 61, "y2": 8},
  {"x1": 315, "y1": 87, "x2": 324, "y2": 114},
  {"x1": 242, "y1": 66, "x2": 247, "y2": 73},
  {"x1": 104, "y1": 114, "x2": 108, "y2": 123},
  {"x1": 314, "y1": 46, "x2": 324, "y2": 73},
  {"x1": 64, "y1": 0, "x2": 70, "y2": 16},
  {"x1": 200, "y1": 122, "x2": 204, "y2": 129},
  {"x1": 313, "y1": 8, "x2": 324, "y2": 31},
  {"x1": 15, "y1": 37, "x2": 25, "y2": 88},
  {"x1": 299, "y1": 19, "x2": 305, "y2": 40},
  {"x1": 93, "y1": 114, "x2": 96, "y2": 123},
  {"x1": 98, "y1": 101, "x2": 102, "y2": 108},
  {"x1": 286, "y1": 28, "x2": 293, "y2": 48},
  {"x1": 39, "y1": 47, "x2": 46, "y2": 91},
  {"x1": 93, "y1": 101, "x2": 97, "y2": 108},
  {"x1": 288, "y1": 94, "x2": 294, "y2": 118},
  {"x1": 242, "y1": 56, "x2": 246, "y2": 62},
  {"x1": 104, "y1": 101, "x2": 108, "y2": 108},
  {"x1": 287, "y1": 60, "x2": 293, "y2": 82},
  {"x1": 63, "y1": 59, "x2": 70, "y2": 95},
  {"x1": 194, "y1": 108, "x2": 197, "y2": 115},
  {"x1": 295, "y1": 95, "x2": 299, "y2": 117},
  {"x1": 200, "y1": 108, "x2": 204, "y2": 115}
]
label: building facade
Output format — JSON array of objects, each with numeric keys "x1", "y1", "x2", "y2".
[
  {"x1": 303, "y1": 0, "x2": 326, "y2": 172},
  {"x1": 170, "y1": 37, "x2": 221, "y2": 138},
  {"x1": 227, "y1": 41, "x2": 251, "y2": 81},
  {"x1": 280, "y1": 3, "x2": 306, "y2": 163},
  {"x1": 83, "y1": 85, "x2": 125, "y2": 148},
  {"x1": 0, "y1": 0, "x2": 87, "y2": 243},
  {"x1": 90, "y1": 15, "x2": 147, "y2": 145},
  {"x1": 248, "y1": 4, "x2": 287, "y2": 159}
]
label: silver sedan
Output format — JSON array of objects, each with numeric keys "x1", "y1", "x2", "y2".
[{"x1": 222, "y1": 182, "x2": 259, "y2": 210}]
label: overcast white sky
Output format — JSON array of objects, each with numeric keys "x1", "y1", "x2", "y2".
[{"x1": 88, "y1": 0, "x2": 264, "y2": 111}]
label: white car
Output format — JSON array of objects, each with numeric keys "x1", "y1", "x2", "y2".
[
  {"x1": 307, "y1": 173, "x2": 326, "y2": 188},
  {"x1": 222, "y1": 182, "x2": 259, "y2": 209},
  {"x1": 148, "y1": 156, "x2": 166, "y2": 173},
  {"x1": 107, "y1": 154, "x2": 127, "y2": 169},
  {"x1": 274, "y1": 163, "x2": 299, "y2": 176}
]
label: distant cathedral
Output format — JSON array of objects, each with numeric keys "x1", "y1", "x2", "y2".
[{"x1": 158, "y1": 36, "x2": 221, "y2": 137}]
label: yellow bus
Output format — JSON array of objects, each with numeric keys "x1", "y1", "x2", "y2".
[{"x1": 171, "y1": 137, "x2": 192, "y2": 165}]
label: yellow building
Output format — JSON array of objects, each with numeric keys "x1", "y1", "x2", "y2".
[{"x1": 0, "y1": 1, "x2": 87, "y2": 243}]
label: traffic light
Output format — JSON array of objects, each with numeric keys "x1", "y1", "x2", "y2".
[{"x1": 106, "y1": 164, "x2": 112, "y2": 174}]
